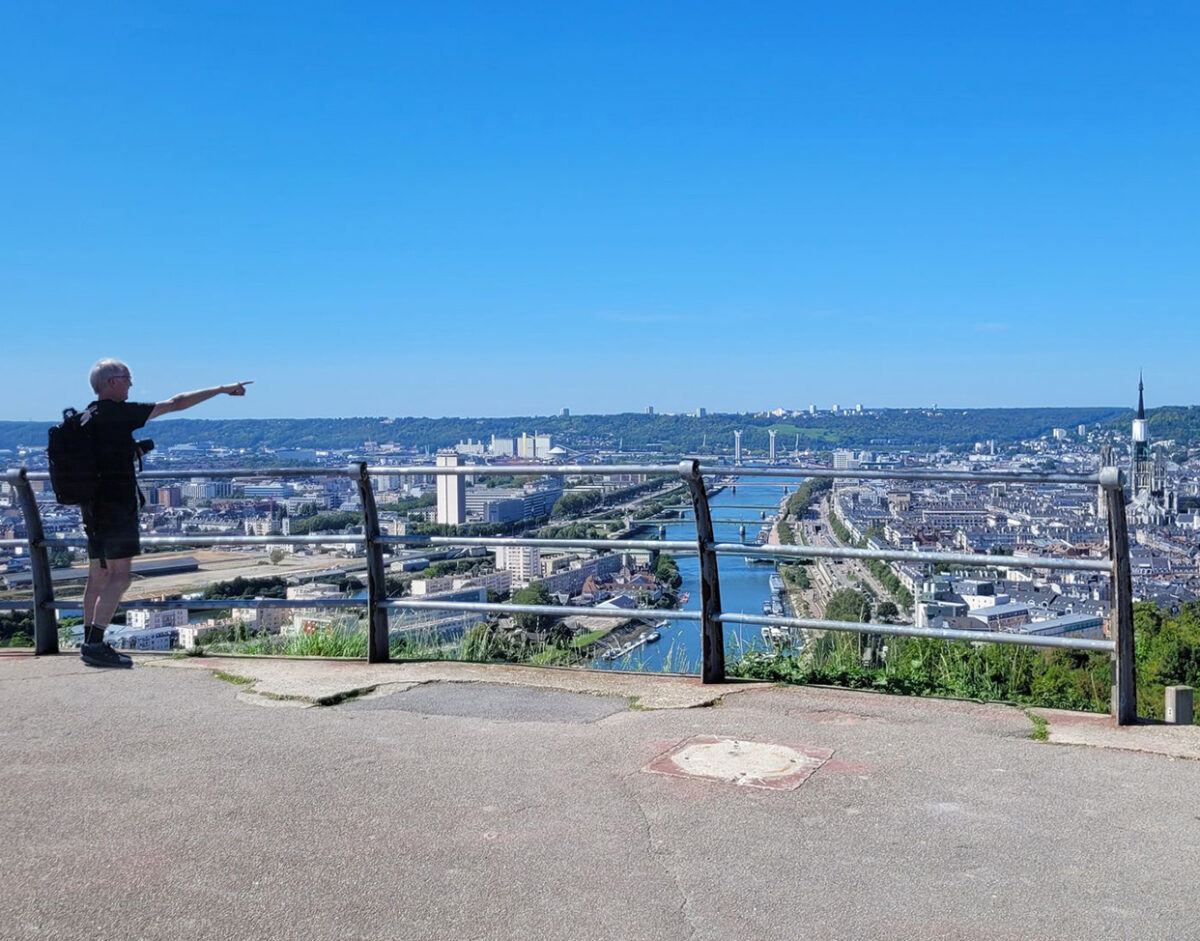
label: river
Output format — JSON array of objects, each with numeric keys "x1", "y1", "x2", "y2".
[{"x1": 590, "y1": 474, "x2": 796, "y2": 674}]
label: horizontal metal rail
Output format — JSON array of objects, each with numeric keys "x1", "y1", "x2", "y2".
[
  {"x1": 7, "y1": 463, "x2": 685, "y2": 482},
  {"x1": 699, "y1": 464, "x2": 1105, "y2": 486},
  {"x1": 45, "y1": 598, "x2": 366, "y2": 611},
  {"x1": 9, "y1": 466, "x2": 357, "y2": 482},
  {"x1": 23, "y1": 535, "x2": 368, "y2": 549},
  {"x1": 15, "y1": 532, "x2": 1101, "y2": 574},
  {"x1": 139, "y1": 535, "x2": 365, "y2": 547},
  {"x1": 0, "y1": 458, "x2": 1136, "y2": 722},
  {"x1": 1, "y1": 599, "x2": 376, "y2": 612},
  {"x1": 727, "y1": 542, "x2": 1112, "y2": 573},
  {"x1": 1, "y1": 595, "x2": 698, "y2": 623},
  {"x1": 716, "y1": 612, "x2": 1116, "y2": 653},
  {"x1": 365, "y1": 463, "x2": 683, "y2": 478},
  {"x1": 5, "y1": 534, "x2": 704, "y2": 554},
  {"x1": 3, "y1": 593, "x2": 1112, "y2": 655},
  {"x1": 379, "y1": 599, "x2": 701, "y2": 621},
  {"x1": 398, "y1": 536, "x2": 697, "y2": 553},
  {"x1": 5, "y1": 461, "x2": 1108, "y2": 487}
]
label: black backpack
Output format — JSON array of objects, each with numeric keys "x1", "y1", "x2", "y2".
[{"x1": 47, "y1": 406, "x2": 100, "y2": 505}]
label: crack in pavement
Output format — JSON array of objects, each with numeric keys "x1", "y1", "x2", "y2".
[{"x1": 620, "y1": 768, "x2": 700, "y2": 941}]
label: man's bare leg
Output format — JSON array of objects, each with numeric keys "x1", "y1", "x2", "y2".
[
  {"x1": 82, "y1": 559, "x2": 110, "y2": 627},
  {"x1": 79, "y1": 557, "x2": 133, "y2": 667},
  {"x1": 90, "y1": 557, "x2": 132, "y2": 629}
]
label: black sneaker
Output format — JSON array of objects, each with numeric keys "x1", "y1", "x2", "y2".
[{"x1": 80, "y1": 642, "x2": 133, "y2": 669}]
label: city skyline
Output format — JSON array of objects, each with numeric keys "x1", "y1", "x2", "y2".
[{"x1": 4, "y1": 3, "x2": 1199, "y2": 420}]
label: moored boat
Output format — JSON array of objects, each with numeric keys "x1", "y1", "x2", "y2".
[{"x1": 760, "y1": 625, "x2": 792, "y2": 646}]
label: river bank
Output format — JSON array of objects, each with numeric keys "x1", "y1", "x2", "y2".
[{"x1": 590, "y1": 475, "x2": 798, "y2": 673}]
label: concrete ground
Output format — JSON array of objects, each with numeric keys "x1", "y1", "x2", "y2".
[{"x1": 3, "y1": 652, "x2": 1199, "y2": 941}]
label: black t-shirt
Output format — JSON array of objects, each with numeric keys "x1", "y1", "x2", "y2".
[{"x1": 89, "y1": 399, "x2": 156, "y2": 504}]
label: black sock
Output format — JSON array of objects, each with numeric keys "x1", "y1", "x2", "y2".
[{"x1": 84, "y1": 625, "x2": 106, "y2": 644}]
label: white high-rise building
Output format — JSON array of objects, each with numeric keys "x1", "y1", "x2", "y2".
[
  {"x1": 493, "y1": 545, "x2": 541, "y2": 586},
  {"x1": 436, "y1": 451, "x2": 466, "y2": 525},
  {"x1": 517, "y1": 433, "x2": 553, "y2": 459},
  {"x1": 490, "y1": 435, "x2": 516, "y2": 457},
  {"x1": 832, "y1": 449, "x2": 858, "y2": 470}
]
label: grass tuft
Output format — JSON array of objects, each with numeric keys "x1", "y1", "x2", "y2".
[{"x1": 212, "y1": 669, "x2": 255, "y2": 686}]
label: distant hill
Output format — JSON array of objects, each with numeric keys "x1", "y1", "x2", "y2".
[
  {"x1": 1132, "y1": 405, "x2": 1200, "y2": 447},
  {"x1": 0, "y1": 407, "x2": 1133, "y2": 457}
]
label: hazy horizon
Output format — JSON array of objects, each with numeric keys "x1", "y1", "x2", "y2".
[{"x1": 0, "y1": 403, "x2": 1142, "y2": 425}]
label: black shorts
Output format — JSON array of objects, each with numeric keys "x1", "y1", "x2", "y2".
[{"x1": 82, "y1": 500, "x2": 142, "y2": 564}]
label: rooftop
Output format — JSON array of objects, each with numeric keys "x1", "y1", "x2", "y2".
[{"x1": 4, "y1": 652, "x2": 1197, "y2": 940}]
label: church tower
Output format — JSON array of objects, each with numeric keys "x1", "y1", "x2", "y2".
[{"x1": 1131, "y1": 374, "x2": 1156, "y2": 499}]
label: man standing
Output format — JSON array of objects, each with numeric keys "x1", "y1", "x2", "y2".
[{"x1": 78, "y1": 359, "x2": 251, "y2": 668}]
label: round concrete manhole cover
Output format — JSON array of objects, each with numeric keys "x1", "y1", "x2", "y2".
[{"x1": 645, "y1": 736, "x2": 834, "y2": 790}]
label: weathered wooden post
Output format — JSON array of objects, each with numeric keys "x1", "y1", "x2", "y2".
[
  {"x1": 353, "y1": 463, "x2": 390, "y2": 663},
  {"x1": 680, "y1": 460, "x2": 724, "y2": 683},
  {"x1": 12, "y1": 469, "x2": 58, "y2": 655},
  {"x1": 1101, "y1": 466, "x2": 1136, "y2": 725}
]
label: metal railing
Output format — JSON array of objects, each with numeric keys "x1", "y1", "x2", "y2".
[{"x1": 0, "y1": 459, "x2": 1137, "y2": 723}]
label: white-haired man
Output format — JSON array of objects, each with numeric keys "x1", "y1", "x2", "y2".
[{"x1": 78, "y1": 359, "x2": 251, "y2": 669}]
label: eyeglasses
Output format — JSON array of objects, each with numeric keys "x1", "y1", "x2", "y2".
[{"x1": 110, "y1": 373, "x2": 132, "y2": 382}]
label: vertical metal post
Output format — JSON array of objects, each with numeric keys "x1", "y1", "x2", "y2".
[
  {"x1": 1101, "y1": 467, "x2": 1136, "y2": 725},
  {"x1": 13, "y1": 470, "x2": 58, "y2": 655},
  {"x1": 352, "y1": 463, "x2": 390, "y2": 663},
  {"x1": 679, "y1": 460, "x2": 724, "y2": 683}
]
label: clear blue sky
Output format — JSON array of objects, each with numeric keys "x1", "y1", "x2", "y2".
[{"x1": 3, "y1": 2, "x2": 1197, "y2": 419}]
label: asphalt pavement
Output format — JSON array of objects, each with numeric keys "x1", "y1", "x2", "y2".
[{"x1": 3, "y1": 652, "x2": 1199, "y2": 941}]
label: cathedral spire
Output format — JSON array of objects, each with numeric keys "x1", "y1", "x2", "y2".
[{"x1": 1132, "y1": 372, "x2": 1151, "y2": 494}]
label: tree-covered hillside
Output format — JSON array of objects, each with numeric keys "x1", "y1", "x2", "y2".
[
  {"x1": 1134, "y1": 405, "x2": 1200, "y2": 445},
  {"x1": 0, "y1": 407, "x2": 1131, "y2": 456}
]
